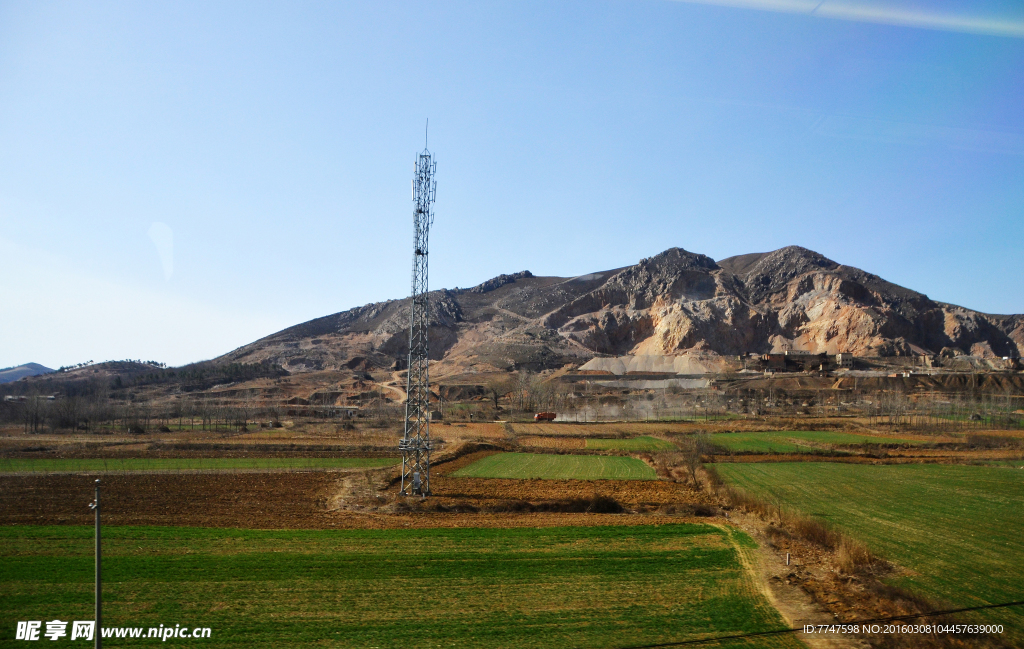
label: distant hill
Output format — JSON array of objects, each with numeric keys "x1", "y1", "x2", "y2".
[
  {"x1": 217, "y1": 245, "x2": 1024, "y2": 377},
  {"x1": 0, "y1": 363, "x2": 54, "y2": 384}
]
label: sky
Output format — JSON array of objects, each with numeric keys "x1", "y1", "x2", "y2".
[{"x1": 1, "y1": 0, "x2": 1022, "y2": 369}]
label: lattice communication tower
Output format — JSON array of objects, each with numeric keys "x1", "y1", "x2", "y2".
[{"x1": 399, "y1": 135, "x2": 436, "y2": 496}]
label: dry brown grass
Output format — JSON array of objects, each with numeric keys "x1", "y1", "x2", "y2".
[
  {"x1": 835, "y1": 536, "x2": 875, "y2": 574},
  {"x1": 705, "y1": 465, "x2": 882, "y2": 574},
  {"x1": 518, "y1": 436, "x2": 585, "y2": 449}
]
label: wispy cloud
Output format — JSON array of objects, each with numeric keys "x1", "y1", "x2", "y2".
[
  {"x1": 812, "y1": 114, "x2": 1024, "y2": 155},
  {"x1": 669, "y1": 1, "x2": 1024, "y2": 38},
  {"x1": 148, "y1": 222, "x2": 174, "y2": 281}
]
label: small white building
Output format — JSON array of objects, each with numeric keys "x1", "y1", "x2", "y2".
[{"x1": 835, "y1": 354, "x2": 854, "y2": 368}]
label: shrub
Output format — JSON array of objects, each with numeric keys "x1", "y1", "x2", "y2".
[
  {"x1": 790, "y1": 516, "x2": 838, "y2": 548},
  {"x1": 585, "y1": 495, "x2": 624, "y2": 514},
  {"x1": 690, "y1": 504, "x2": 716, "y2": 517},
  {"x1": 835, "y1": 537, "x2": 875, "y2": 574},
  {"x1": 484, "y1": 495, "x2": 624, "y2": 514}
]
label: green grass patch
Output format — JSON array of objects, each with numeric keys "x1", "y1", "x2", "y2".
[
  {"x1": 452, "y1": 452, "x2": 658, "y2": 480},
  {"x1": 0, "y1": 457, "x2": 397, "y2": 474},
  {"x1": 716, "y1": 462, "x2": 1024, "y2": 641},
  {"x1": 0, "y1": 524, "x2": 799, "y2": 648},
  {"x1": 709, "y1": 430, "x2": 925, "y2": 453},
  {"x1": 586, "y1": 436, "x2": 677, "y2": 451}
]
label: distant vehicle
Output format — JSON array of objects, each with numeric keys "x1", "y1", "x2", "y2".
[{"x1": 534, "y1": 412, "x2": 556, "y2": 421}]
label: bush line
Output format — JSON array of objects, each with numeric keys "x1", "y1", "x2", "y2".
[{"x1": 704, "y1": 465, "x2": 879, "y2": 574}]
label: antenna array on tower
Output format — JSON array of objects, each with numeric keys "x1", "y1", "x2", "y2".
[{"x1": 398, "y1": 132, "x2": 436, "y2": 496}]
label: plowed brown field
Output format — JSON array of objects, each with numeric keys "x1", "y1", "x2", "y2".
[
  {"x1": 0, "y1": 468, "x2": 714, "y2": 530},
  {"x1": 518, "y1": 435, "x2": 585, "y2": 449}
]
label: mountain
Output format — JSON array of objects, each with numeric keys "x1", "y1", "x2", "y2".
[
  {"x1": 219, "y1": 246, "x2": 1024, "y2": 377},
  {"x1": 0, "y1": 363, "x2": 54, "y2": 384}
]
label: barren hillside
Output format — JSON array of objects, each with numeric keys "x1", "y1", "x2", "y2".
[
  {"x1": 0, "y1": 363, "x2": 53, "y2": 385},
  {"x1": 219, "y1": 246, "x2": 1024, "y2": 376}
]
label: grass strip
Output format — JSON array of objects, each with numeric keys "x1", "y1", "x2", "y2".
[
  {"x1": 586, "y1": 436, "x2": 677, "y2": 451},
  {"x1": 709, "y1": 431, "x2": 926, "y2": 453},
  {"x1": 0, "y1": 524, "x2": 798, "y2": 649}
]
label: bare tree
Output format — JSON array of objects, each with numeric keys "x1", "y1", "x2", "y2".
[
  {"x1": 486, "y1": 377, "x2": 513, "y2": 412},
  {"x1": 50, "y1": 397, "x2": 81, "y2": 431},
  {"x1": 680, "y1": 432, "x2": 711, "y2": 485},
  {"x1": 23, "y1": 396, "x2": 47, "y2": 433},
  {"x1": 240, "y1": 391, "x2": 259, "y2": 429}
]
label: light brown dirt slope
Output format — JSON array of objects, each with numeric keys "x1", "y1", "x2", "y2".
[{"x1": 216, "y1": 246, "x2": 1024, "y2": 376}]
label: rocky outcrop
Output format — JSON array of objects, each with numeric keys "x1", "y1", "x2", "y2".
[
  {"x1": 469, "y1": 270, "x2": 533, "y2": 294},
  {"x1": 216, "y1": 245, "x2": 1024, "y2": 374}
]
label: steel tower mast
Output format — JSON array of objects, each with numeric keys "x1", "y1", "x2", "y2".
[{"x1": 399, "y1": 128, "x2": 436, "y2": 496}]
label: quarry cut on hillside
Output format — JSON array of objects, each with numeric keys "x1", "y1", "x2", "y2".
[{"x1": 218, "y1": 245, "x2": 1024, "y2": 378}]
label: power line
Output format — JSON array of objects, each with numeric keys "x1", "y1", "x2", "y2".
[{"x1": 616, "y1": 599, "x2": 1024, "y2": 649}]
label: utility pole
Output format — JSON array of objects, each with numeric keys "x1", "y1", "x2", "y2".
[
  {"x1": 88, "y1": 479, "x2": 101, "y2": 649},
  {"x1": 399, "y1": 123, "x2": 436, "y2": 497}
]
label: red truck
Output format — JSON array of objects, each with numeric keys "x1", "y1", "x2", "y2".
[{"x1": 533, "y1": 412, "x2": 557, "y2": 421}]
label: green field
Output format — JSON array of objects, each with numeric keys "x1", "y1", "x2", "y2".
[
  {"x1": 0, "y1": 457, "x2": 397, "y2": 474},
  {"x1": 0, "y1": 524, "x2": 800, "y2": 648},
  {"x1": 717, "y1": 462, "x2": 1024, "y2": 640},
  {"x1": 452, "y1": 452, "x2": 658, "y2": 480},
  {"x1": 586, "y1": 436, "x2": 677, "y2": 451},
  {"x1": 709, "y1": 430, "x2": 924, "y2": 453}
]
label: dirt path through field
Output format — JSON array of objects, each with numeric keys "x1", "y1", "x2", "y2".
[{"x1": 718, "y1": 517, "x2": 868, "y2": 649}]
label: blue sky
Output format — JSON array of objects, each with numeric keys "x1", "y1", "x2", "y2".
[{"x1": 1, "y1": 0, "x2": 1022, "y2": 369}]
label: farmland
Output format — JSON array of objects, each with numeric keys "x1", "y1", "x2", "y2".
[
  {"x1": 4, "y1": 409, "x2": 1024, "y2": 647},
  {"x1": 513, "y1": 422, "x2": 750, "y2": 438},
  {"x1": 0, "y1": 457, "x2": 398, "y2": 474},
  {"x1": 451, "y1": 453, "x2": 658, "y2": 480},
  {"x1": 0, "y1": 524, "x2": 800, "y2": 649},
  {"x1": 716, "y1": 462, "x2": 1024, "y2": 641},
  {"x1": 709, "y1": 430, "x2": 928, "y2": 454},
  {"x1": 586, "y1": 435, "x2": 677, "y2": 451}
]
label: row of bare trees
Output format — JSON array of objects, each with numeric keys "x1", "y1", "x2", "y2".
[
  {"x1": 4, "y1": 362, "x2": 1020, "y2": 432},
  {"x1": 868, "y1": 390, "x2": 1022, "y2": 430},
  {"x1": 0, "y1": 391, "x2": 288, "y2": 434}
]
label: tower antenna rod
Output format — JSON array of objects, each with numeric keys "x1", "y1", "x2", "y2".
[{"x1": 399, "y1": 127, "x2": 437, "y2": 497}]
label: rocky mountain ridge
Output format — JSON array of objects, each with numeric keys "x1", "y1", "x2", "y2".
[{"x1": 219, "y1": 246, "x2": 1023, "y2": 377}]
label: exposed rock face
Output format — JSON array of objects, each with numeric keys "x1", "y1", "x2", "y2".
[
  {"x1": 219, "y1": 246, "x2": 1024, "y2": 375},
  {"x1": 469, "y1": 270, "x2": 533, "y2": 294}
]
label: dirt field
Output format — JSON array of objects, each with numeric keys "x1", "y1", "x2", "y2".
[
  {"x1": 0, "y1": 421, "x2": 506, "y2": 455},
  {"x1": 0, "y1": 463, "x2": 716, "y2": 531},
  {"x1": 519, "y1": 435, "x2": 585, "y2": 449},
  {"x1": 0, "y1": 472, "x2": 344, "y2": 528}
]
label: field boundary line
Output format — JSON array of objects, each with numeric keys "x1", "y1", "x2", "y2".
[
  {"x1": 714, "y1": 519, "x2": 864, "y2": 649},
  {"x1": 0, "y1": 466, "x2": 395, "y2": 477}
]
